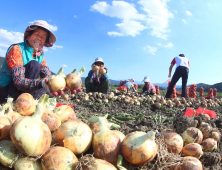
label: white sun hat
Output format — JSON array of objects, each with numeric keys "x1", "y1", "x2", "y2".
[
  {"x1": 24, "y1": 20, "x2": 57, "y2": 47},
  {"x1": 94, "y1": 57, "x2": 104, "y2": 64},
  {"x1": 142, "y1": 76, "x2": 150, "y2": 82}
]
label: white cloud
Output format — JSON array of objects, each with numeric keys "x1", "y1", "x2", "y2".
[
  {"x1": 138, "y1": 0, "x2": 174, "y2": 39},
  {"x1": 91, "y1": 0, "x2": 173, "y2": 39},
  {"x1": 108, "y1": 32, "x2": 124, "y2": 37},
  {"x1": 0, "y1": 29, "x2": 23, "y2": 48},
  {"x1": 157, "y1": 42, "x2": 173, "y2": 48},
  {"x1": 182, "y1": 19, "x2": 187, "y2": 24},
  {"x1": 51, "y1": 45, "x2": 63, "y2": 50},
  {"x1": 62, "y1": 65, "x2": 68, "y2": 67},
  {"x1": 74, "y1": 15, "x2": 79, "y2": 18},
  {"x1": 143, "y1": 45, "x2": 157, "y2": 55},
  {"x1": 185, "y1": 11, "x2": 193, "y2": 16},
  {"x1": 0, "y1": 48, "x2": 6, "y2": 57}
]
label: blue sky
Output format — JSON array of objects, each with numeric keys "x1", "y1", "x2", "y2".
[{"x1": 0, "y1": 0, "x2": 221, "y2": 85}]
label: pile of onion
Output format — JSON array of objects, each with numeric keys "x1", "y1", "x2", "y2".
[
  {"x1": 181, "y1": 143, "x2": 203, "y2": 159},
  {"x1": 48, "y1": 67, "x2": 66, "y2": 92},
  {"x1": 121, "y1": 131, "x2": 157, "y2": 165},
  {"x1": 41, "y1": 146, "x2": 78, "y2": 170},
  {"x1": 66, "y1": 66, "x2": 85, "y2": 92},
  {"x1": 56, "y1": 120, "x2": 92, "y2": 155},
  {"x1": 10, "y1": 94, "x2": 51, "y2": 157},
  {"x1": 15, "y1": 93, "x2": 36, "y2": 116}
]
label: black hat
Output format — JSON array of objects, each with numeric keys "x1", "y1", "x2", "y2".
[{"x1": 179, "y1": 54, "x2": 185, "y2": 57}]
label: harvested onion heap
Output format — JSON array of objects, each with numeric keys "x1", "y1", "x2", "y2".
[
  {"x1": 199, "y1": 87, "x2": 204, "y2": 96},
  {"x1": 189, "y1": 84, "x2": 197, "y2": 99},
  {"x1": 155, "y1": 85, "x2": 160, "y2": 95}
]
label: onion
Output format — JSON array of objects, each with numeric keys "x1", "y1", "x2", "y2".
[
  {"x1": 93, "y1": 117, "x2": 122, "y2": 164},
  {"x1": 54, "y1": 104, "x2": 77, "y2": 123},
  {"x1": 48, "y1": 67, "x2": 66, "y2": 92},
  {"x1": 4, "y1": 98, "x2": 22, "y2": 123},
  {"x1": 62, "y1": 94, "x2": 69, "y2": 100},
  {"x1": 66, "y1": 66, "x2": 85, "y2": 91},
  {"x1": 164, "y1": 132, "x2": 183, "y2": 153},
  {"x1": 41, "y1": 109, "x2": 61, "y2": 131},
  {"x1": 121, "y1": 131, "x2": 157, "y2": 165},
  {"x1": 84, "y1": 158, "x2": 117, "y2": 170},
  {"x1": 56, "y1": 120, "x2": 92, "y2": 155},
  {"x1": 15, "y1": 93, "x2": 36, "y2": 116},
  {"x1": 181, "y1": 127, "x2": 203, "y2": 145},
  {"x1": 14, "y1": 157, "x2": 42, "y2": 170},
  {"x1": 100, "y1": 68, "x2": 107, "y2": 75},
  {"x1": 113, "y1": 130, "x2": 125, "y2": 142},
  {"x1": 181, "y1": 143, "x2": 203, "y2": 159},
  {"x1": 198, "y1": 122, "x2": 212, "y2": 139},
  {"x1": 10, "y1": 94, "x2": 51, "y2": 156},
  {"x1": 201, "y1": 138, "x2": 217, "y2": 152},
  {"x1": 170, "y1": 156, "x2": 203, "y2": 170},
  {"x1": 0, "y1": 140, "x2": 18, "y2": 168},
  {"x1": 0, "y1": 103, "x2": 12, "y2": 140},
  {"x1": 41, "y1": 146, "x2": 78, "y2": 170}
]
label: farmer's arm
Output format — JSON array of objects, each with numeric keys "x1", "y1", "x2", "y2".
[
  {"x1": 87, "y1": 70, "x2": 94, "y2": 78},
  {"x1": 40, "y1": 57, "x2": 52, "y2": 78},
  {"x1": 168, "y1": 64, "x2": 174, "y2": 78},
  {"x1": 7, "y1": 45, "x2": 42, "y2": 91}
]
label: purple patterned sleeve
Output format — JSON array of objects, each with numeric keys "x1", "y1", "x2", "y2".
[
  {"x1": 41, "y1": 65, "x2": 52, "y2": 78},
  {"x1": 12, "y1": 66, "x2": 42, "y2": 92}
]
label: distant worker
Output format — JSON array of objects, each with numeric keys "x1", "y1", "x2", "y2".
[
  {"x1": 142, "y1": 76, "x2": 156, "y2": 95},
  {"x1": 0, "y1": 20, "x2": 59, "y2": 104},
  {"x1": 85, "y1": 57, "x2": 110, "y2": 94},
  {"x1": 119, "y1": 79, "x2": 137, "y2": 92},
  {"x1": 165, "y1": 54, "x2": 190, "y2": 98}
]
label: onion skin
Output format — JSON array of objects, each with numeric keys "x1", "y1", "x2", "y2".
[
  {"x1": 10, "y1": 95, "x2": 52, "y2": 157},
  {"x1": 15, "y1": 93, "x2": 36, "y2": 116},
  {"x1": 170, "y1": 156, "x2": 203, "y2": 170},
  {"x1": 201, "y1": 138, "x2": 217, "y2": 152},
  {"x1": 56, "y1": 120, "x2": 92, "y2": 155},
  {"x1": 14, "y1": 157, "x2": 42, "y2": 170},
  {"x1": 0, "y1": 116, "x2": 11, "y2": 140},
  {"x1": 112, "y1": 130, "x2": 126, "y2": 142},
  {"x1": 164, "y1": 133, "x2": 183, "y2": 153},
  {"x1": 198, "y1": 122, "x2": 212, "y2": 139},
  {"x1": 48, "y1": 73, "x2": 66, "y2": 92},
  {"x1": 93, "y1": 129, "x2": 121, "y2": 164},
  {"x1": 66, "y1": 73, "x2": 82, "y2": 90},
  {"x1": 41, "y1": 109, "x2": 61, "y2": 131},
  {"x1": 41, "y1": 146, "x2": 78, "y2": 170},
  {"x1": 85, "y1": 159, "x2": 117, "y2": 170},
  {"x1": 181, "y1": 143, "x2": 203, "y2": 159},
  {"x1": 0, "y1": 140, "x2": 18, "y2": 168},
  {"x1": 121, "y1": 131, "x2": 157, "y2": 165},
  {"x1": 89, "y1": 119, "x2": 110, "y2": 134},
  {"x1": 54, "y1": 105, "x2": 77, "y2": 123},
  {"x1": 181, "y1": 127, "x2": 203, "y2": 145}
]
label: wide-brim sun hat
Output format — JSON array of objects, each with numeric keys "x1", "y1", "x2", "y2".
[
  {"x1": 93, "y1": 57, "x2": 104, "y2": 65},
  {"x1": 142, "y1": 76, "x2": 150, "y2": 82},
  {"x1": 24, "y1": 20, "x2": 56, "y2": 47}
]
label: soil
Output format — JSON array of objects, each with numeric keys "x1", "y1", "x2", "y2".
[{"x1": 1, "y1": 89, "x2": 222, "y2": 170}]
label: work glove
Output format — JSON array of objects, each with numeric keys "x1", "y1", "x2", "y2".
[{"x1": 41, "y1": 79, "x2": 59, "y2": 96}]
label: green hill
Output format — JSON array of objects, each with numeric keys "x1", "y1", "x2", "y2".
[{"x1": 196, "y1": 82, "x2": 222, "y2": 93}]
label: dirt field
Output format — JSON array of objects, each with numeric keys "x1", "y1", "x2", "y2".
[{"x1": 1, "y1": 89, "x2": 222, "y2": 169}]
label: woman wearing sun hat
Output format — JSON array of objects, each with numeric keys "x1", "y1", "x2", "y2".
[
  {"x1": 85, "y1": 57, "x2": 110, "y2": 93},
  {"x1": 142, "y1": 76, "x2": 156, "y2": 95},
  {"x1": 0, "y1": 20, "x2": 57, "y2": 103}
]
